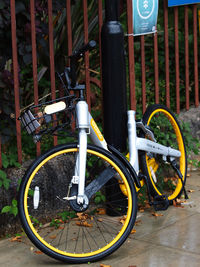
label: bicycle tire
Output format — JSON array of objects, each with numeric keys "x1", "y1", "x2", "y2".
[
  {"x1": 140, "y1": 104, "x2": 187, "y2": 201},
  {"x1": 18, "y1": 143, "x2": 137, "y2": 263}
]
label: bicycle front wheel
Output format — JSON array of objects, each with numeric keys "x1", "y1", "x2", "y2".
[
  {"x1": 18, "y1": 143, "x2": 137, "y2": 263},
  {"x1": 140, "y1": 104, "x2": 187, "y2": 201}
]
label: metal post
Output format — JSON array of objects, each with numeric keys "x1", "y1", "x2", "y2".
[
  {"x1": 101, "y1": 0, "x2": 127, "y2": 216},
  {"x1": 101, "y1": 0, "x2": 127, "y2": 152}
]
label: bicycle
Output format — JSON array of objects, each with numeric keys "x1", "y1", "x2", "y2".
[{"x1": 18, "y1": 40, "x2": 187, "y2": 263}]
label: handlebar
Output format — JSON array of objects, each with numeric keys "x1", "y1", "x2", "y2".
[
  {"x1": 70, "y1": 40, "x2": 96, "y2": 60},
  {"x1": 69, "y1": 40, "x2": 96, "y2": 88}
]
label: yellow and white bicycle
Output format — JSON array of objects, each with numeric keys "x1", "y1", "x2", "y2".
[{"x1": 18, "y1": 41, "x2": 187, "y2": 263}]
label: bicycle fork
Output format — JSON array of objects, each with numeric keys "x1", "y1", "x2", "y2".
[{"x1": 74, "y1": 101, "x2": 90, "y2": 205}]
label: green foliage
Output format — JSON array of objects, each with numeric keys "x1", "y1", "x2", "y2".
[
  {"x1": 50, "y1": 219, "x2": 61, "y2": 229},
  {"x1": 180, "y1": 121, "x2": 200, "y2": 155},
  {"x1": 137, "y1": 184, "x2": 147, "y2": 207},
  {"x1": 94, "y1": 191, "x2": 106, "y2": 204},
  {"x1": 1, "y1": 199, "x2": 18, "y2": 217},
  {"x1": 0, "y1": 169, "x2": 10, "y2": 190},
  {"x1": 29, "y1": 215, "x2": 42, "y2": 227},
  {"x1": 58, "y1": 211, "x2": 76, "y2": 221},
  {"x1": 1, "y1": 152, "x2": 20, "y2": 169}
]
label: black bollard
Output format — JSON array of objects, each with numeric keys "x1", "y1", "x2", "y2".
[
  {"x1": 101, "y1": 0, "x2": 127, "y2": 152},
  {"x1": 101, "y1": 0, "x2": 127, "y2": 216}
]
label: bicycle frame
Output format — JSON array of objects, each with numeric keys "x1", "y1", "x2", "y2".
[{"x1": 75, "y1": 99, "x2": 181, "y2": 203}]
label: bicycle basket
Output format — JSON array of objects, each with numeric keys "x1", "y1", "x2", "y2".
[{"x1": 19, "y1": 95, "x2": 76, "y2": 141}]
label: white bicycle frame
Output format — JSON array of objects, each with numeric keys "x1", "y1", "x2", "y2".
[{"x1": 74, "y1": 100, "x2": 181, "y2": 204}]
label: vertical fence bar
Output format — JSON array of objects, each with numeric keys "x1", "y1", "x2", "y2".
[
  {"x1": 164, "y1": 0, "x2": 170, "y2": 108},
  {"x1": 83, "y1": 0, "x2": 91, "y2": 110},
  {"x1": 48, "y1": 0, "x2": 57, "y2": 146},
  {"x1": 98, "y1": 0, "x2": 103, "y2": 88},
  {"x1": 127, "y1": 0, "x2": 136, "y2": 110},
  {"x1": 0, "y1": 140, "x2": 1, "y2": 169},
  {"x1": 185, "y1": 6, "x2": 190, "y2": 110},
  {"x1": 174, "y1": 7, "x2": 180, "y2": 114},
  {"x1": 10, "y1": 0, "x2": 22, "y2": 163},
  {"x1": 141, "y1": 35, "x2": 146, "y2": 113},
  {"x1": 193, "y1": 5, "x2": 199, "y2": 107},
  {"x1": 154, "y1": 32, "x2": 159, "y2": 104},
  {"x1": 66, "y1": 0, "x2": 72, "y2": 56},
  {"x1": 30, "y1": 0, "x2": 40, "y2": 156}
]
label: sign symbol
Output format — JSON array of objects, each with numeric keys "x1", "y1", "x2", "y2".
[{"x1": 143, "y1": 0, "x2": 148, "y2": 9}]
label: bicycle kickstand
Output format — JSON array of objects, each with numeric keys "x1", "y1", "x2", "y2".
[{"x1": 170, "y1": 159, "x2": 189, "y2": 200}]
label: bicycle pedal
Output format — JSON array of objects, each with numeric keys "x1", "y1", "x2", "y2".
[{"x1": 153, "y1": 195, "x2": 169, "y2": 211}]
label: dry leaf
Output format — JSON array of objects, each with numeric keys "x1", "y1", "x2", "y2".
[
  {"x1": 97, "y1": 208, "x2": 106, "y2": 215},
  {"x1": 173, "y1": 200, "x2": 184, "y2": 208},
  {"x1": 119, "y1": 215, "x2": 127, "y2": 225},
  {"x1": 144, "y1": 203, "x2": 151, "y2": 209},
  {"x1": 10, "y1": 236, "x2": 22, "y2": 242},
  {"x1": 187, "y1": 173, "x2": 191, "y2": 177},
  {"x1": 34, "y1": 250, "x2": 43, "y2": 255},
  {"x1": 76, "y1": 213, "x2": 89, "y2": 221},
  {"x1": 131, "y1": 229, "x2": 136, "y2": 234},
  {"x1": 100, "y1": 264, "x2": 111, "y2": 267},
  {"x1": 151, "y1": 212, "x2": 163, "y2": 217},
  {"x1": 97, "y1": 218, "x2": 103, "y2": 222},
  {"x1": 139, "y1": 209, "x2": 144, "y2": 213},
  {"x1": 188, "y1": 189, "x2": 195, "y2": 193},
  {"x1": 76, "y1": 221, "x2": 93, "y2": 227}
]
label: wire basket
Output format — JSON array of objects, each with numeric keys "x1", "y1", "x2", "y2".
[{"x1": 19, "y1": 95, "x2": 76, "y2": 142}]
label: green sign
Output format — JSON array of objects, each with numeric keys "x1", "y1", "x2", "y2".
[{"x1": 132, "y1": 0, "x2": 159, "y2": 36}]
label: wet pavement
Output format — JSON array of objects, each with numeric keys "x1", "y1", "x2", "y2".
[{"x1": 0, "y1": 171, "x2": 200, "y2": 267}]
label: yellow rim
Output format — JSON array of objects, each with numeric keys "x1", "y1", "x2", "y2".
[
  {"x1": 24, "y1": 148, "x2": 132, "y2": 258},
  {"x1": 146, "y1": 109, "x2": 186, "y2": 200}
]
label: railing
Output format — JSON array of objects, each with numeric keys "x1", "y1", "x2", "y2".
[{"x1": 0, "y1": 0, "x2": 199, "y2": 166}]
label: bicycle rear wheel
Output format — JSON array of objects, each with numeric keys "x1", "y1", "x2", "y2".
[
  {"x1": 140, "y1": 104, "x2": 187, "y2": 201},
  {"x1": 18, "y1": 143, "x2": 137, "y2": 263}
]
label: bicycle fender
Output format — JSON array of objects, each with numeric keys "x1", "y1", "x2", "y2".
[{"x1": 107, "y1": 144, "x2": 141, "y2": 188}]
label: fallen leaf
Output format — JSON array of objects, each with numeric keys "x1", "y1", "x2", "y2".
[
  {"x1": 135, "y1": 220, "x2": 142, "y2": 226},
  {"x1": 188, "y1": 189, "x2": 195, "y2": 193},
  {"x1": 151, "y1": 212, "x2": 163, "y2": 217},
  {"x1": 10, "y1": 236, "x2": 22, "y2": 242},
  {"x1": 131, "y1": 229, "x2": 136, "y2": 234},
  {"x1": 100, "y1": 264, "x2": 111, "y2": 267},
  {"x1": 34, "y1": 250, "x2": 43, "y2": 254},
  {"x1": 76, "y1": 213, "x2": 89, "y2": 220},
  {"x1": 187, "y1": 173, "x2": 191, "y2": 177},
  {"x1": 97, "y1": 218, "x2": 103, "y2": 222},
  {"x1": 76, "y1": 221, "x2": 93, "y2": 227},
  {"x1": 119, "y1": 215, "x2": 127, "y2": 225},
  {"x1": 97, "y1": 208, "x2": 106, "y2": 215},
  {"x1": 173, "y1": 200, "x2": 184, "y2": 208},
  {"x1": 139, "y1": 209, "x2": 144, "y2": 213},
  {"x1": 144, "y1": 203, "x2": 151, "y2": 209}
]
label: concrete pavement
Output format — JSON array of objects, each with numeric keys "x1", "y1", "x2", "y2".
[{"x1": 0, "y1": 171, "x2": 200, "y2": 267}]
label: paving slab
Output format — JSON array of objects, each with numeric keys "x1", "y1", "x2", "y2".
[{"x1": 0, "y1": 171, "x2": 199, "y2": 267}]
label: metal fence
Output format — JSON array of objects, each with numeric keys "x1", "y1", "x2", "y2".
[{"x1": 0, "y1": 0, "x2": 199, "y2": 166}]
